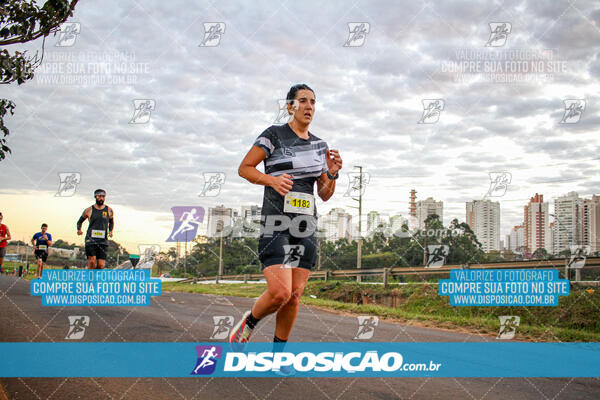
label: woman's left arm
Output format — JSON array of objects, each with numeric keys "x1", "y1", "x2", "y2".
[{"x1": 317, "y1": 149, "x2": 343, "y2": 201}]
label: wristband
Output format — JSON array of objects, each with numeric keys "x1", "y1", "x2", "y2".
[{"x1": 326, "y1": 170, "x2": 339, "y2": 180}]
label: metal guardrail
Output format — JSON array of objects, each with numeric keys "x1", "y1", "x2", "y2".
[{"x1": 173, "y1": 257, "x2": 600, "y2": 286}]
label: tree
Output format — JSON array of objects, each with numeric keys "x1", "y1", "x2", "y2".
[
  {"x1": 501, "y1": 249, "x2": 517, "y2": 261},
  {"x1": 442, "y1": 219, "x2": 486, "y2": 265},
  {"x1": 0, "y1": 0, "x2": 80, "y2": 160},
  {"x1": 486, "y1": 250, "x2": 503, "y2": 262},
  {"x1": 52, "y1": 238, "x2": 77, "y2": 249},
  {"x1": 532, "y1": 248, "x2": 549, "y2": 260},
  {"x1": 558, "y1": 249, "x2": 571, "y2": 259}
]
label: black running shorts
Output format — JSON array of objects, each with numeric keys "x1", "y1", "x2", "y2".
[
  {"x1": 258, "y1": 230, "x2": 318, "y2": 270},
  {"x1": 34, "y1": 250, "x2": 48, "y2": 262},
  {"x1": 85, "y1": 242, "x2": 108, "y2": 260}
]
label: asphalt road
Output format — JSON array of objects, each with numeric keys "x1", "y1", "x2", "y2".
[{"x1": 0, "y1": 275, "x2": 598, "y2": 400}]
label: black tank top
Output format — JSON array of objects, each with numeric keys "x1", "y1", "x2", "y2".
[{"x1": 85, "y1": 206, "x2": 110, "y2": 245}]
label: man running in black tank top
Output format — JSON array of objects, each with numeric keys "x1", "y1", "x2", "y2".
[
  {"x1": 235, "y1": 84, "x2": 343, "y2": 376},
  {"x1": 77, "y1": 189, "x2": 114, "y2": 269}
]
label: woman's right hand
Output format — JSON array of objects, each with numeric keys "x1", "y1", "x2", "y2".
[{"x1": 270, "y1": 174, "x2": 294, "y2": 196}]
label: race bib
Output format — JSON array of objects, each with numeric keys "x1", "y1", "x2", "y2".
[
  {"x1": 91, "y1": 229, "x2": 106, "y2": 239},
  {"x1": 283, "y1": 192, "x2": 314, "y2": 215},
  {"x1": 38, "y1": 245, "x2": 47, "y2": 251}
]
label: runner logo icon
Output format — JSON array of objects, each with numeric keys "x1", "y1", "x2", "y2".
[
  {"x1": 418, "y1": 99, "x2": 444, "y2": 124},
  {"x1": 282, "y1": 245, "x2": 304, "y2": 268},
  {"x1": 210, "y1": 316, "x2": 234, "y2": 340},
  {"x1": 485, "y1": 22, "x2": 511, "y2": 47},
  {"x1": 191, "y1": 345, "x2": 222, "y2": 375},
  {"x1": 167, "y1": 207, "x2": 204, "y2": 242},
  {"x1": 485, "y1": 172, "x2": 511, "y2": 198},
  {"x1": 497, "y1": 315, "x2": 520, "y2": 339},
  {"x1": 199, "y1": 23, "x2": 225, "y2": 47},
  {"x1": 199, "y1": 172, "x2": 226, "y2": 197},
  {"x1": 426, "y1": 245, "x2": 449, "y2": 268},
  {"x1": 56, "y1": 172, "x2": 81, "y2": 197},
  {"x1": 344, "y1": 172, "x2": 370, "y2": 197},
  {"x1": 568, "y1": 245, "x2": 590, "y2": 269},
  {"x1": 354, "y1": 316, "x2": 379, "y2": 340},
  {"x1": 560, "y1": 99, "x2": 586, "y2": 124},
  {"x1": 66, "y1": 316, "x2": 90, "y2": 340},
  {"x1": 55, "y1": 22, "x2": 81, "y2": 47},
  {"x1": 129, "y1": 99, "x2": 156, "y2": 124},
  {"x1": 344, "y1": 23, "x2": 370, "y2": 47}
]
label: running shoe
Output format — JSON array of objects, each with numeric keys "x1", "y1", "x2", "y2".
[{"x1": 229, "y1": 310, "x2": 253, "y2": 351}]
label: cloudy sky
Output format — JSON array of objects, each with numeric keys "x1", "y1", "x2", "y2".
[{"x1": 1, "y1": 0, "x2": 599, "y2": 252}]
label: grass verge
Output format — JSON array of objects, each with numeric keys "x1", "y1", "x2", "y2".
[{"x1": 162, "y1": 280, "x2": 600, "y2": 342}]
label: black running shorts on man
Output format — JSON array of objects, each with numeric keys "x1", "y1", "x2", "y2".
[
  {"x1": 34, "y1": 250, "x2": 48, "y2": 263},
  {"x1": 253, "y1": 123, "x2": 328, "y2": 270},
  {"x1": 85, "y1": 206, "x2": 110, "y2": 260}
]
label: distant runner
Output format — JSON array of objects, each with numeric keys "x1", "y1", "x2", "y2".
[
  {"x1": 31, "y1": 223, "x2": 53, "y2": 279},
  {"x1": 0, "y1": 212, "x2": 11, "y2": 274},
  {"x1": 77, "y1": 189, "x2": 114, "y2": 269}
]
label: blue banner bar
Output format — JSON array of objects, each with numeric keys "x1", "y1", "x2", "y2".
[
  {"x1": 439, "y1": 269, "x2": 570, "y2": 306},
  {"x1": 30, "y1": 269, "x2": 161, "y2": 306},
  {"x1": 0, "y1": 342, "x2": 598, "y2": 377}
]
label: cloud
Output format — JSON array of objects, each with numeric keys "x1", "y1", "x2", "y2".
[{"x1": 1, "y1": 0, "x2": 598, "y2": 243}]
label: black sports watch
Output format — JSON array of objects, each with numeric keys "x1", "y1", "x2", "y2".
[{"x1": 326, "y1": 170, "x2": 339, "y2": 180}]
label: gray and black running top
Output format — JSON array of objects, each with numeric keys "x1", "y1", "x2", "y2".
[
  {"x1": 85, "y1": 206, "x2": 110, "y2": 245},
  {"x1": 253, "y1": 123, "x2": 328, "y2": 217}
]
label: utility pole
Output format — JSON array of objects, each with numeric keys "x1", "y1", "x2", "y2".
[
  {"x1": 349, "y1": 166, "x2": 363, "y2": 283},
  {"x1": 185, "y1": 231, "x2": 188, "y2": 277},
  {"x1": 176, "y1": 241, "x2": 180, "y2": 271},
  {"x1": 423, "y1": 219, "x2": 428, "y2": 266},
  {"x1": 317, "y1": 236, "x2": 322, "y2": 270},
  {"x1": 217, "y1": 222, "x2": 224, "y2": 283}
]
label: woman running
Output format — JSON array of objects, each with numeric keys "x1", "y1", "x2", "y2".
[{"x1": 233, "y1": 84, "x2": 343, "y2": 373}]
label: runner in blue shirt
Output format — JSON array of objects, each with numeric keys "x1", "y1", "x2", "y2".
[{"x1": 31, "y1": 223, "x2": 53, "y2": 279}]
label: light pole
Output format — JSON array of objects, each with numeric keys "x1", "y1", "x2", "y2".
[
  {"x1": 185, "y1": 231, "x2": 188, "y2": 277},
  {"x1": 423, "y1": 218, "x2": 428, "y2": 266},
  {"x1": 217, "y1": 221, "x2": 224, "y2": 283},
  {"x1": 348, "y1": 166, "x2": 363, "y2": 282},
  {"x1": 242, "y1": 244, "x2": 261, "y2": 276},
  {"x1": 318, "y1": 234, "x2": 322, "y2": 270},
  {"x1": 116, "y1": 244, "x2": 122, "y2": 266}
]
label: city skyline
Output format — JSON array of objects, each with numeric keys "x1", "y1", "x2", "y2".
[
  {"x1": 167, "y1": 188, "x2": 599, "y2": 253},
  {"x1": 2, "y1": 187, "x2": 598, "y2": 253},
  {"x1": 3, "y1": 184, "x2": 599, "y2": 255}
]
